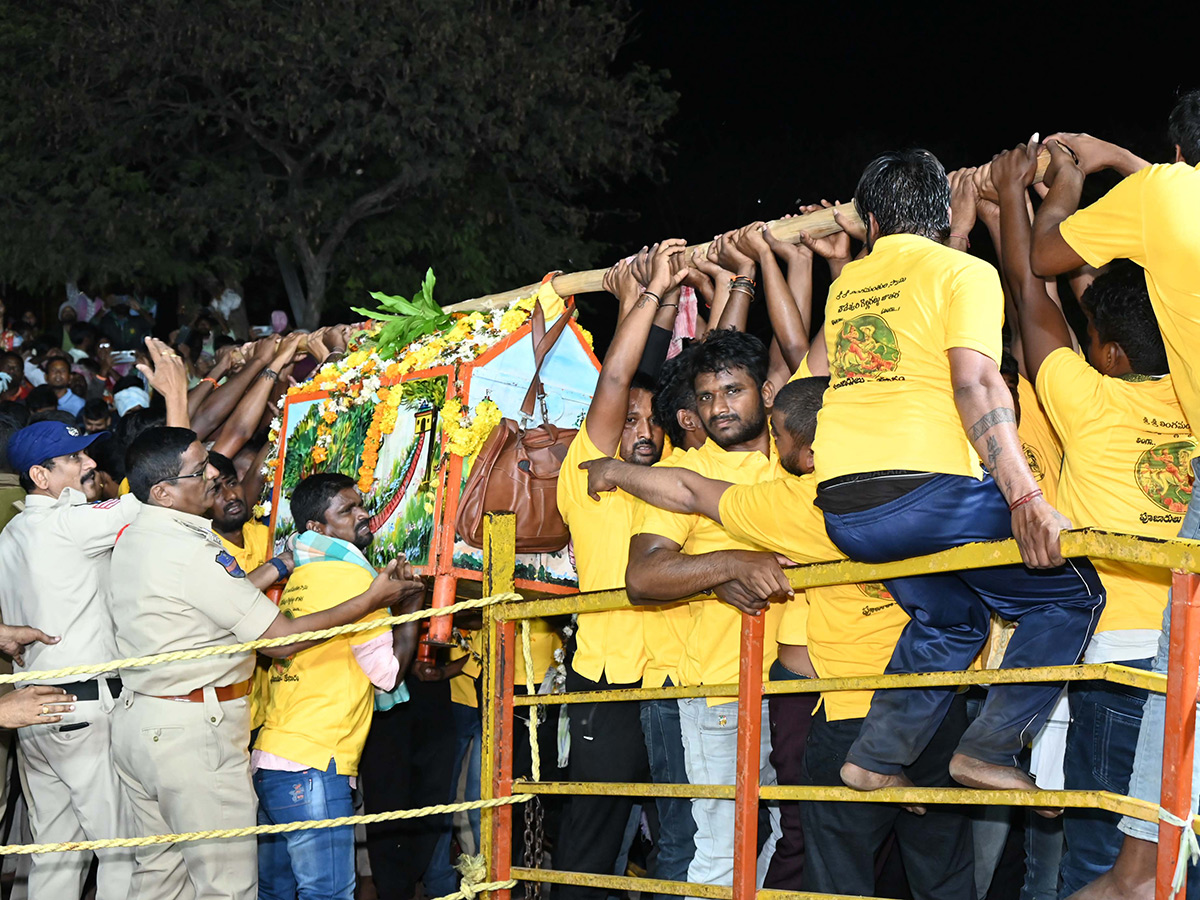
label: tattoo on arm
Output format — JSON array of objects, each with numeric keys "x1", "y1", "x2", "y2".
[
  {"x1": 985, "y1": 434, "x2": 1003, "y2": 474},
  {"x1": 633, "y1": 294, "x2": 655, "y2": 310},
  {"x1": 967, "y1": 407, "x2": 1016, "y2": 442}
]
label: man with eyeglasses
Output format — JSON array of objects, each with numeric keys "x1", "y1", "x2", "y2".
[
  {"x1": 109, "y1": 426, "x2": 424, "y2": 900},
  {"x1": 0, "y1": 341, "x2": 188, "y2": 900}
]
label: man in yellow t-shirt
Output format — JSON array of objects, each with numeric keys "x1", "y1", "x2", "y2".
[
  {"x1": 554, "y1": 245, "x2": 688, "y2": 897},
  {"x1": 1021, "y1": 113, "x2": 1200, "y2": 897},
  {"x1": 810, "y1": 149, "x2": 1104, "y2": 801},
  {"x1": 586, "y1": 377, "x2": 969, "y2": 899},
  {"x1": 208, "y1": 452, "x2": 290, "y2": 731},
  {"x1": 624, "y1": 330, "x2": 794, "y2": 895},
  {"x1": 252, "y1": 473, "x2": 425, "y2": 900}
]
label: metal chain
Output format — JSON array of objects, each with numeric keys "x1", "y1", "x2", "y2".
[
  {"x1": 522, "y1": 797, "x2": 537, "y2": 900},
  {"x1": 531, "y1": 795, "x2": 544, "y2": 900}
]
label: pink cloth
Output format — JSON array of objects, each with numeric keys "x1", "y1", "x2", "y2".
[
  {"x1": 251, "y1": 631, "x2": 398, "y2": 785},
  {"x1": 667, "y1": 286, "x2": 699, "y2": 359}
]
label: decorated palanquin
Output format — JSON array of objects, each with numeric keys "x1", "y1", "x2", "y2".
[{"x1": 263, "y1": 278, "x2": 599, "y2": 645}]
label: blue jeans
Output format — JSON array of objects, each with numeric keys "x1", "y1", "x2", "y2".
[
  {"x1": 1057, "y1": 656, "x2": 1153, "y2": 897},
  {"x1": 254, "y1": 759, "x2": 355, "y2": 900},
  {"x1": 822, "y1": 472, "x2": 1105, "y2": 773},
  {"x1": 640, "y1": 681, "x2": 697, "y2": 895},
  {"x1": 424, "y1": 702, "x2": 483, "y2": 897},
  {"x1": 1118, "y1": 459, "x2": 1200, "y2": 896},
  {"x1": 677, "y1": 697, "x2": 780, "y2": 898}
]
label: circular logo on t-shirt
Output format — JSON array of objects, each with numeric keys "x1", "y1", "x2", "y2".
[
  {"x1": 1134, "y1": 439, "x2": 1196, "y2": 513},
  {"x1": 1023, "y1": 443, "x2": 1045, "y2": 483},
  {"x1": 858, "y1": 582, "x2": 896, "y2": 615},
  {"x1": 831, "y1": 315, "x2": 901, "y2": 381}
]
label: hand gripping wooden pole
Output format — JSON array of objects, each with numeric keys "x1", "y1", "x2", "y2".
[{"x1": 443, "y1": 150, "x2": 1051, "y2": 314}]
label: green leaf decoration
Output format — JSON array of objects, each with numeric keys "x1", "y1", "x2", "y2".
[{"x1": 352, "y1": 268, "x2": 451, "y2": 359}]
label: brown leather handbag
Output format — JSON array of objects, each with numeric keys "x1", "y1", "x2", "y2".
[{"x1": 455, "y1": 298, "x2": 579, "y2": 553}]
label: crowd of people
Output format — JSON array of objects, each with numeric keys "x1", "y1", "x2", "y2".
[{"x1": 0, "y1": 88, "x2": 1196, "y2": 900}]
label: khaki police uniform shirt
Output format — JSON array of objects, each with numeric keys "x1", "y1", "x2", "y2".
[
  {"x1": 0, "y1": 489, "x2": 140, "y2": 682},
  {"x1": 110, "y1": 504, "x2": 280, "y2": 695}
]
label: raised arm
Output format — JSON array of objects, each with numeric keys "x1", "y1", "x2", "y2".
[
  {"x1": 949, "y1": 347, "x2": 1070, "y2": 568},
  {"x1": 1030, "y1": 140, "x2": 1089, "y2": 277},
  {"x1": 587, "y1": 243, "x2": 687, "y2": 455},
  {"x1": 711, "y1": 230, "x2": 756, "y2": 332},
  {"x1": 993, "y1": 144, "x2": 1076, "y2": 380},
  {"x1": 138, "y1": 338, "x2": 191, "y2": 428},
  {"x1": 210, "y1": 332, "x2": 304, "y2": 458},
  {"x1": 190, "y1": 337, "x2": 279, "y2": 441},
  {"x1": 757, "y1": 222, "x2": 813, "y2": 372}
]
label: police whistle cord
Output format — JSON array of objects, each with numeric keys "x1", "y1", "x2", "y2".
[
  {"x1": 0, "y1": 794, "x2": 533, "y2": 856},
  {"x1": 0, "y1": 592, "x2": 524, "y2": 685}
]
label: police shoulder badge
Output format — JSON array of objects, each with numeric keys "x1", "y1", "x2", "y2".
[{"x1": 215, "y1": 549, "x2": 247, "y2": 577}]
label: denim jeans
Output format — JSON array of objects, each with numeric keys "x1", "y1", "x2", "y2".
[
  {"x1": 254, "y1": 759, "x2": 355, "y2": 900},
  {"x1": 1057, "y1": 656, "x2": 1153, "y2": 897},
  {"x1": 424, "y1": 702, "x2": 483, "y2": 897},
  {"x1": 640, "y1": 681, "x2": 696, "y2": 896},
  {"x1": 677, "y1": 697, "x2": 780, "y2": 899},
  {"x1": 1118, "y1": 460, "x2": 1200, "y2": 898},
  {"x1": 822, "y1": 472, "x2": 1104, "y2": 773}
]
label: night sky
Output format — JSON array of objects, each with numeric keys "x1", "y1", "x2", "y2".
[{"x1": 575, "y1": 4, "x2": 1198, "y2": 348}]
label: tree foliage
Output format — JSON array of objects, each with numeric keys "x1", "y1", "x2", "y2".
[{"x1": 0, "y1": 0, "x2": 675, "y2": 324}]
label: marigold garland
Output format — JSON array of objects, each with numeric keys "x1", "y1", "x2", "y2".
[{"x1": 265, "y1": 284, "x2": 574, "y2": 489}]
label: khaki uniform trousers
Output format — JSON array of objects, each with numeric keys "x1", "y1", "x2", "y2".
[
  {"x1": 15, "y1": 684, "x2": 135, "y2": 900},
  {"x1": 112, "y1": 689, "x2": 257, "y2": 900}
]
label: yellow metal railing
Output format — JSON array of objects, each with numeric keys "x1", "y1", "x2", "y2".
[{"x1": 478, "y1": 516, "x2": 1200, "y2": 900}]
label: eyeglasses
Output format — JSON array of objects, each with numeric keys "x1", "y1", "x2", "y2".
[{"x1": 153, "y1": 457, "x2": 211, "y2": 488}]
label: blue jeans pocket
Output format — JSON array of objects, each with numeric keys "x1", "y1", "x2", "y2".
[{"x1": 1091, "y1": 702, "x2": 1143, "y2": 793}]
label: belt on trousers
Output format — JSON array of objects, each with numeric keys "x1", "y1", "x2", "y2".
[
  {"x1": 152, "y1": 680, "x2": 252, "y2": 703},
  {"x1": 44, "y1": 677, "x2": 122, "y2": 701}
]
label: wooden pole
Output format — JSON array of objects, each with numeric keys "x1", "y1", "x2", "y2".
[{"x1": 443, "y1": 150, "x2": 1051, "y2": 314}]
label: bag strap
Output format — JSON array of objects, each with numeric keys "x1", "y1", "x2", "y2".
[{"x1": 521, "y1": 279, "x2": 577, "y2": 418}]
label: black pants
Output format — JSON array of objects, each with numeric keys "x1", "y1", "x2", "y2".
[
  {"x1": 762, "y1": 666, "x2": 819, "y2": 890},
  {"x1": 800, "y1": 695, "x2": 974, "y2": 900},
  {"x1": 553, "y1": 665, "x2": 651, "y2": 900},
  {"x1": 360, "y1": 676, "x2": 457, "y2": 900}
]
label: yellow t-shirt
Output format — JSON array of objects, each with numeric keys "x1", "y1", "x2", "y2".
[
  {"x1": 812, "y1": 233, "x2": 1004, "y2": 484},
  {"x1": 218, "y1": 521, "x2": 274, "y2": 729},
  {"x1": 515, "y1": 618, "x2": 562, "y2": 691},
  {"x1": 1059, "y1": 163, "x2": 1200, "y2": 433},
  {"x1": 253, "y1": 560, "x2": 391, "y2": 775},
  {"x1": 449, "y1": 629, "x2": 482, "y2": 709},
  {"x1": 557, "y1": 421, "x2": 646, "y2": 685},
  {"x1": 718, "y1": 472, "x2": 910, "y2": 720},
  {"x1": 217, "y1": 520, "x2": 273, "y2": 575},
  {"x1": 787, "y1": 353, "x2": 816, "y2": 382},
  {"x1": 1017, "y1": 375, "x2": 1063, "y2": 507},
  {"x1": 636, "y1": 440, "x2": 785, "y2": 702},
  {"x1": 640, "y1": 446, "x2": 692, "y2": 689},
  {"x1": 1036, "y1": 347, "x2": 1195, "y2": 632}
]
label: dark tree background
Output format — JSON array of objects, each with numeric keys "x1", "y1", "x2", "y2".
[
  {"x1": 0, "y1": 2, "x2": 1195, "y2": 343},
  {"x1": 0, "y1": 0, "x2": 675, "y2": 327}
]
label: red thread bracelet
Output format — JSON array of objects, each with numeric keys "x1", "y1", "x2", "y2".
[{"x1": 1008, "y1": 489, "x2": 1043, "y2": 512}]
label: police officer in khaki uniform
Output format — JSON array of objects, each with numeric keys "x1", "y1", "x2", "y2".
[
  {"x1": 0, "y1": 420, "x2": 142, "y2": 899},
  {"x1": 110, "y1": 426, "x2": 422, "y2": 900}
]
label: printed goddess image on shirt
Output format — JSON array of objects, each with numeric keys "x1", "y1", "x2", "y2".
[
  {"x1": 831, "y1": 315, "x2": 901, "y2": 381},
  {"x1": 1134, "y1": 439, "x2": 1195, "y2": 513}
]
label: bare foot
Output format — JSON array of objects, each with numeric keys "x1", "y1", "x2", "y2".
[
  {"x1": 949, "y1": 753, "x2": 1062, "y2": 818},
  {"x1": 1065, "y1": 835, "x2": 1156, "y2": 900},
  {"x1": 840, "y1": 761, "x2": 925, "y2": 815}
]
